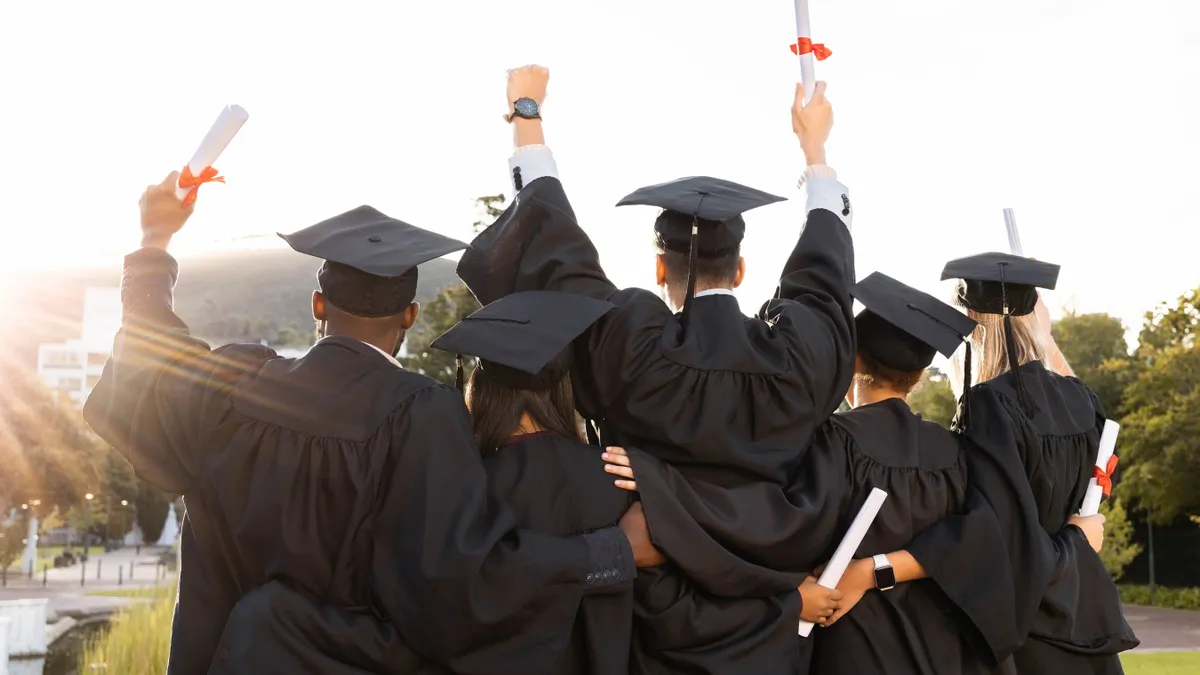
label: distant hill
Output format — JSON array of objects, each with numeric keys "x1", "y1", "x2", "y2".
[{"x1": 3, "y1": 247, "x2": 461, "y2": 371}]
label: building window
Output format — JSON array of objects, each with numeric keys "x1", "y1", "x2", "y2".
[
  {"x1": 87, "y1": 352, "x2": 109, "y2": 367},
  {"x1": 57, "y1": 378, "x2": 83, "y2": 391},
  {"x1": 46, "y1": 351, "x2": 81, "y2": 367}
]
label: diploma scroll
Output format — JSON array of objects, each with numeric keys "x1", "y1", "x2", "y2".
[
  {"x1": 798, "y1": 487, "x2": 888, "y2": 637},
  {"x1": 1003, "y1": 208, "x2": 1024, "y2": 257},
  {"x1": 792, "y1": 0, "x2": 817, "y2": 103},
  {"x1": 1079, "y1": 420, "x2": 1120, "y2": 517},
  {"x1": 174, "y1": 105, "x2": 250, "y2": 202}
]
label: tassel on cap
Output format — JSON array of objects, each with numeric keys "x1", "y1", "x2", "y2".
[
  {"x1": 680, "y1": 192, "x2": 707, "y2": 335},
  {"x1": 956, "y1": 341, "x2": 973, "y2": 433},
  {"x1": 454, "y1": 354, "x2": 464, "y2": 391}
]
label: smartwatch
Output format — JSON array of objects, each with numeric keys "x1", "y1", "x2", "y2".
[{"x1": 873, "y1": 554, "x2": 896, "y2": 591}]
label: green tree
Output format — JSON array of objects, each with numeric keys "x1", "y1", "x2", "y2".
[
  {"x1": 1098, "y1": 498, "x2": 1141, "y2": 580},
  {"x1": 401, "y1": 194, "x2": 507, "y2": 386},
  {"x1": 0, "y1": 363, "x2": 107, "y2": 514},
  {"x1": 1114, "y1": 286, "x2": 1200, "y2": 524},
  {"x1": 908, "y1": 368, "x2": 957, "y2": 429},
  {"x1": 1051, "y1": 312, "x2": 1138, "y2": 416}
]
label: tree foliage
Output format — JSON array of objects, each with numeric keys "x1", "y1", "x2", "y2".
[
  {"x1": 1098, "y1": 498, "x2": 1142, "y2": 580},
  {"x1": 401, "y1": 194, "x2": 507, "y2": 386},
  {"x1": 0, "y1": 362, "x2": 107, "y2": 514},
  {"x1": 908, "y1": 368, "x2": 957, "y2": 429},
  {"x1": 1051, "y1": 312, "x2": 1138, "y2": 416}
]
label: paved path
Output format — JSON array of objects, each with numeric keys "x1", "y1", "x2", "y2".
[{"x1": 1124, "y1": 604, "x2": 1200, "y2": 652}]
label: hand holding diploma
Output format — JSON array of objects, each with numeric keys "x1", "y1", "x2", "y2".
[
  {"x1": 1004, "y1": 208, "x2": 1025, "y2": 257},
  {"x1": 798, "y1": 487, "x2": 887, "y2": 636},
  {"x1": 174, "y1": 105, "x2": 250, "y2": 206}
]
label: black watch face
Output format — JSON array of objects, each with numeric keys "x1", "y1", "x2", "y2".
[
  {"x1": 875, "y1": 565, "x2": 897, "y2": 590},
  {"x1": 514, "y1": 98, "x2": 539, "y2": 118}
]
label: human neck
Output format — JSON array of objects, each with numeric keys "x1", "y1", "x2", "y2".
[
  {"x1": 666, "y1": 282, "x2": 734, "y2": 312},
  {"x1": 851, "y1": 384, "x2": 907, "y2": 408},
  {"x1": 513, "y1": 412, "x2": 545, "y2": 436},
  {"x1": 327, "y1": 328, "x2": 398, "y2": 358}
]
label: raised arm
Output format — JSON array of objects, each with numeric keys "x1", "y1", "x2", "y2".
[
  {"x1": 83, "y1": 174, "x2": 274, "y2": 495},
  {"x1": 372, "y1": 385, "x2": 659, "y2": 671},
  {"x1": 457, "y1": 65, "x2": 619, "y2": 306},
  {"x1": 760, "y1": 83, "x2": 856, "y2": 424}
]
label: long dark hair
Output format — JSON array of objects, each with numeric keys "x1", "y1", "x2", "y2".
[{"x1": 465, "y1": 363, "x2": 583, "y2": 454}]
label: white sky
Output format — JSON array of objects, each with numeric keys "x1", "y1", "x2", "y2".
[{"x1": 1, "y1": 0, "x2": 1196, "y2": 349}]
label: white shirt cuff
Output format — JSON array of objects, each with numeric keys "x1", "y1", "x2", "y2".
[
  {"x1": 801, "y1": 166, "x2": 852, "y2": 232},
  {"x1": 508, "y1": 145, "x2": 559, "y2": 194}
]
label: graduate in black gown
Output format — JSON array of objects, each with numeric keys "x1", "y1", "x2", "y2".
[
  {"x1": 607, "y1": 272, "x2": 995, "y2": 674},
  {"x1": 429, "y1": 290, "x2": 635, "y2": 675},
  {"x1": 904, "y1": 253, "x2": 1139, "y2": 674},
  {"x1": 456, "y1": 67, "x2": 853, "y2": 673},
  {"x1": 82, "y1": 174, "x2": 657, "y2": 675}
]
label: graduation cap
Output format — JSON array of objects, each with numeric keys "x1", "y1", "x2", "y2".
[
  {"x1": 851, "y1": 272, "x2": 978, "y2": 373},
  {"x1": 616, "y1": 176, "x2": 786, "y2": 326},
  {"x1": 431, "y1": 290, "x2": 616, "y2": 391},
  {"x1": 940, "y1": 252, "x2": 1061, "y2": 420},
  {"x1": 279, "y1": 205, "x2": 468, "y2": 318}
]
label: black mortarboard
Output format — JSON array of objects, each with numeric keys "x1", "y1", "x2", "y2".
[
  {"x1": 279, "y1": 205, "x2": 468, "y2": 318},
  {"x1": 940, "y1": 252, "x2": 1060, "y2": 421},
  {"x1": 941, "y1": 252, "x2": 1060, "y2": 317},
  {"x1": 431, "y1": 290, "x2": 615, "y2": 391},
  {"x1": 616, "y1": 176, "x2": 786, "y2": 327},
  {"x1": 851, "y1": 272, "x2": 978, "y2": 373}
]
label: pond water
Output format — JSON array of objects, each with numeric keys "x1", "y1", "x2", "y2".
[{"x1": 19, "y1": 619, "x2": 110, "y2": 675}]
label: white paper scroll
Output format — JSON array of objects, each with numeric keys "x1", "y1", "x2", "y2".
[
  {"x1": 1003, "y1": 208, "x2": 1024, "y2": 257},
  {"x1": 1079, "y1": 420, "x2": 1120, "y2": 517},
  {"x1": 798, "y1": 487, "x2": 888, "y2": 637},
  {"x1": 792, "y1": 0, "x2": 817, "y2": 103},
  {"x1": 174, "y1": 105, "x2": 250, "y2": 201}
]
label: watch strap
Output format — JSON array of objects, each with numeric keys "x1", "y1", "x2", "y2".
[{"x1": 873, "y1": 554, "x2": 896, "y2": 591}]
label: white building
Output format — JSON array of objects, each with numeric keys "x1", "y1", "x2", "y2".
[{"x1": 37, "y1": 287, "x2": 121, "y2": 407}]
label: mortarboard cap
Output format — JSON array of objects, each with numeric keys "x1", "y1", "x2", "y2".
[
  {"x1": 940, "y1": 252, "x2": 1060, "y2": 317},
  {"x1": 616, "y1": 177, "x2": 785, "y2": 329},
  {"x1": 279, "y1": 205, "x2": 468, "y2": 318},
  {"x1": 851, "y1": 272, "x2": 978, "y2": 372},
  {"x1": 431, "y1": 291, "x2": 615, "y2": 390},
  {"x1": 617, "y1": 176, "x2": 787, "y2": 256}
]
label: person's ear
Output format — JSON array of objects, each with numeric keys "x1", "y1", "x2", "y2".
[
  {"x1": 312, "y1": 291, "x2": 326, "y2": 322},
  {"x1": 402, "y1": 302, "x2": 420, "y2": 330},
  {"x1": 655, "y1": 254, "x2": 668, "y2": 287},
  {"x1": 733, "y1": 256, "x2": 746, "y2": 288}
]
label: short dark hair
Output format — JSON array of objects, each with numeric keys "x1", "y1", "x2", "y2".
[
  {"x1": 854, "y1": 350, "x2": 923, "y2": 395},
  {"x1": 465, "y1": 365, "x2": 583, "y2": 454},
  {"x1": 658, "y1": 247, "x2": 741, "y2": 290}
]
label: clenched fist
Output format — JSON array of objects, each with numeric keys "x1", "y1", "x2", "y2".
[
  {"x1": 792, "y1": 81, "x2": 832, "y2": 164},
  {"x1": 139, "y1": 172, "x2": 194, "y2": 249},
  {"x1": 506, "y1": 64, "x2": 549, "y2": 110}
]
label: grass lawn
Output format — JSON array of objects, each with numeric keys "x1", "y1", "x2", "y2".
[
  {"x1": 1121, "y1": 651, "x2": 1200, "y2": 674},
  {"x1": 4, "y1": 546, "x2": 105, "y2": 572},
  {"x1": 86, "y1": 587, "x2": 167, "y2": 599}
]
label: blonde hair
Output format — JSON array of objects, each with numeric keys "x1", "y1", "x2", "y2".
[{"x1": 950, "y1": 310, "x2": 1046, "y2": 399}]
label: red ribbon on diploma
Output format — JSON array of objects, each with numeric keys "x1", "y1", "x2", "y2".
[
  {"x1": 790, "y1": 37, "x2": 832, "y2": 60},
  {"x1": 1094, "y1": 454, "x2": 1119, "y2": 498},
  {"x1": 178, "y1": 165, "x2": 225, "y2": 207}
]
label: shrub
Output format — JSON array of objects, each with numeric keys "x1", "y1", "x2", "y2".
[
  {"x1": 1118, "y1": 584, "x2": 1200, "y2": 611},
  {"x1": 79, "y1": 584, "x2": 176, "y2": 672}
]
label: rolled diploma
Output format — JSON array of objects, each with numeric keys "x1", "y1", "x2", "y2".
[
  {"x1": 174, "y1": 105, "x2": 250, "y2": 201},
  {"x1": 793, "y1": 0, "x2": 817, "y2": 103},
  {"x1": 798, "y1": 487, "x2": 888, "y2": 637},
  {"x1": 1003, "y1": 208, "x2": 1024, "y2": 257},
  {"x1": 1079, "y1": 420, "x2": 1120, "y2": 516}
]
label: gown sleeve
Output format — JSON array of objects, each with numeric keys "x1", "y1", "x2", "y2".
[
  {"x1": 371, "y1": 384, "x2": 635, "y2": 673},
  {"x1": 82, "y1": 247, "x2": 275, "y2": 495},
  {"x1": 756, "y1": 176, "x2": 857, "y2": 421}
]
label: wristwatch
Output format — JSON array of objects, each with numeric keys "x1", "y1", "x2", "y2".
[
  {"x1": 507, "y1": 97, "x2": 541, "y2": 122},
  {"x1": 873, "y1": 554, "x2": 896, "y2": 591}
]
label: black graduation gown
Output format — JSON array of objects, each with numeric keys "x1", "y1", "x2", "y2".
[
  {"x1": 82, "y1": 248, "x2": 634, "y2": 675},
  {"x1": 456, "y1": 177, "x2": 856, "y2": 673},
  {"x1": 908, "y1": 362, "x2": 1139, "y2": 674},
  {"x1": 483, "y1": 432, "x2": 635, "y2": 674},
  {"x1": 798, "y1": 399, "x2": 994, "y2": 675}
]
